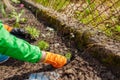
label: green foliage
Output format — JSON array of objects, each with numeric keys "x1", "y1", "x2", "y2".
[
  {"x1": 103, "y1": 24, "x2": 120, "y2": 41},
  {"x1": 25, "y1": 26, "x2": 40, "y2": 39},
  {"x1": 85, "y1": 8, "x2": 91, "y2": 15},
  {"x1": 33, "y1": 0, "x2": 70, "y2": 11},
  {"x1": 20, "y1": 18, "x2": 28, "y2": 23},
  {"x1": 86, "y1": 0, "x2": 90, "y2": 4},
  {"x1": 0, "y1": 3, "x2": 6, "y2": 17},
  {"x1": 105, "y1": 29, "x2": 113, "y2": 36},
  {"x1": 55, "y1": 0, "x2": 70, "y2": 11},
  {"x1": 65, "y1": 52, "x2": 72, "y2": 60},
  {"x1": 115, "y1": 25, "x2": 120, "y2": 32},
  {"x1": 9, "y1": 10, "x2": 24, "y2": 23},
  {"x1": 37, "y1": 40, "x2": 49, "y2": 50},
  {"x1": 9, "y1": 10, "x2": 24, "y2": 27},
  {"x1": 34, "y1": 0, "x2": 120, "y2": 41},
  {"x1": 75, "y1": 3, "x2": 96, "y2": 24},
  {"x1": 74, "y1": 0, "x2": 120, "y2": 41},
  {"x1": 11, "y1": 0, "x2": 20, "y2": 4}
]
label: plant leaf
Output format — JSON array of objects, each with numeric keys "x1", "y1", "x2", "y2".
[{"x1": 65, "y1": 52, "x2": 72, "y2": 60}]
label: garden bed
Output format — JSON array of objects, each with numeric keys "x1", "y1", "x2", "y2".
[
  {"x1": 22, "y1": 0, "x2": 120, "y2": 68},
  {"x1": 0, "y1": 0, "x2": 120, "y2": 80}
]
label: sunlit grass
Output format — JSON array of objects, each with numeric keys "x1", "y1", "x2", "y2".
[
  {"x1": 33, "y1": 0, "x2": 70, "y2": 11},
  {"x1": 74, "y1": 0, "x2": 120, "y2": 41},
  {"x1": 32, "y1": 0, "x2": 120, "y2": 41}
]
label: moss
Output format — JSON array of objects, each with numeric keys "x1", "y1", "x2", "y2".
[
  {"x1": 101, "y1": 54, "x2": 120, "y2": 67},
  {"x1": 92, "y1": 50, "x2": 100, "y2": 58},
  {"x1": 74, "y1": 30, "x2": 92, "y2": 49},
  {"x1": 91, "y1": 46, "x2": 120, "y2": 67},
  {"x1": 74, "y1": 30, "x2": 84, "y2": 48},
  {"x1": 82, "y1": 30, "x2": 92, "y2": 45}
]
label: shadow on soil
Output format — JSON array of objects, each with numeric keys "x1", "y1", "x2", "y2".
[
  {"x1": 4, "y1": 65, "x2": 56, "y2": 80},
  {"x1": 0, "y1": 58, "x2": 25, "y2": 67}
]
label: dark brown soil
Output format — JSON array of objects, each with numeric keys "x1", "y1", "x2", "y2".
[{"x1": 0, "y1": 3, "x2": 120, "y2": 80}]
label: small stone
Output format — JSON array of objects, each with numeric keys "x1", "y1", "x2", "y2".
[
  {"x1": 78, "y1": 72, "x2": 82, "y2": 76},
  {"x1": 65, "y1": 69, "x2": 74, "y2": 74},
  {"x1": 105, "y1": 72, "x2": 115, "y2": 79},
  {"x1": 54, "y1": 43, "x2": 60, "y2": 47},
  {"x1": 46, "y1": 27, "x2": 54, "y2": 32},
  {"x1": 41, "y1": 34, "x2": 46, "y2": 37},
  {"x1": 69, "y1": 74, "x2": 75, "y2": 80},
  {"x1": 64, "y1": 76, "x2": 68, "y2": 80},
  {"x1": 95, "y1": 77, "x2": 102, "y2": 80},
  {"x1": 64, "y1": 47, "x2": 68, "y2": 50},
  {"x1": 58, "y1": 70, "x2": 63, "y2": 74},
  {"x1": 78, "y1": 75, "x2": 85, "y2": 80}
]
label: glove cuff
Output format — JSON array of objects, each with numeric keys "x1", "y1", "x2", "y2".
[{"x1": 4, "y1": 24, "x2": 13, "y2": 32}]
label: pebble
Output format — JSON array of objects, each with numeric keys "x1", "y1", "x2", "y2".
[{"x1": 65, "y1": 69, "x2": 74, "y2": 74}]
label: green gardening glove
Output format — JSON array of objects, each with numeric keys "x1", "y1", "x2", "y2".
[{"x1": 4, "y1": 24, "x2": 35, "y2": 42}]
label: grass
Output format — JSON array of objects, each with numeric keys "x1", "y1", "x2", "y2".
[
  {"x1": 33, "y1": 0, "x2": 70, "y2": 11},
  {"x1": 74, "y1": 0, "x2": 120, "y2": 41},
  {"x1": 25, "y1": 26, "x2": 40, "y2": 39},
  {"x1": 32, "y1": 0, "x2": 120, "y2": 41},
  {"x1": 115, "y1": 25, "x2": 120, "y2": 32}
]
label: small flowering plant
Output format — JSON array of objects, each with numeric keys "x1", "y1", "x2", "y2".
[{"x1": 19, "y1": 4, "x2": 24, "y2": 8}]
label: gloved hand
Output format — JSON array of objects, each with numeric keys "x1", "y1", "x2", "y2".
[
  {"x1": 4, "y1": 24, "x2": 34, "y2": 42},
  {"x1": 44, "y1": 52, "x2": 67, "y2": 68},
  {"x1": 3, "y1": 24, "x2": 67, "y2": 68}
]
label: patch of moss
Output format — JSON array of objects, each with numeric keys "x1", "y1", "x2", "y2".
[
  {"x1": 91, "y1": 46, "x2": 120, "y2": 67},
  {"x1": 37, "y1": 40, "x2": 50, "y2": 50}
]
